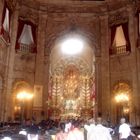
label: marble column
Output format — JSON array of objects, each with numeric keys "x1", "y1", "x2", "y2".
[
  {"x1": 4, "y1": 4, "x2": 19, "y2": 121},
  {"x1": 99, "y1": 14, "x2": 111, "y2": 120},
  {"x1": 34, "y1": 11, "x2": 47, "y2": 121}
]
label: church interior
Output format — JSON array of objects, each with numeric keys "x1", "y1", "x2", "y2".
[{"x1": 0, "y1": 0, "x2": 140, "y2": 126}]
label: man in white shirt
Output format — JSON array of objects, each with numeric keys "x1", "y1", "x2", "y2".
[
  {"x1": 84, "y1": 118, "x2": 96, "y2": 140},
  {"x1": 118, "y1": 117, "x2": 132, "y2": 140},
  {"x1": 86, "y1": 117, "x2": 112, "y2": 140}
]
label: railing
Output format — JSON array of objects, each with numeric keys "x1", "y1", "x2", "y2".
[
  {"x1": 110, "y1": 45, "x2": 128, "y2": 55},
  {"x1": 18, "y1": 43, "x2": 36, "y2": 53}
]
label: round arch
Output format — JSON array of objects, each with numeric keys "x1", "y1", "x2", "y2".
[
  {"x1": 48, "y1": 30, "x2": 96, "y2": 119},
  {"x1": 12, "y1": 81, "x2": 33, "y2": 122},
  {"x1": 45, "y1": 27, "x2": 99, "y2": 57},
  {"x1": 112, "y1": 81, "x2": 132, "y2": 123}
]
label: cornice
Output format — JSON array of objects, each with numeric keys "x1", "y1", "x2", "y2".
[
  {"x1": 7, "y1": 0, "x2": 139, "y2": 14},
  {"x1": 19, "y1": 0, "x2": 128, "y2": 13}
]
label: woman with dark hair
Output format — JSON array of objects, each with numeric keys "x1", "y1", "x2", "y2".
[
  {"x1": 55, "y1": 122, "x2": 68, "y2": 140},
  {"x1": 66, "y1": 120, "x2": 84, "y2": 140}
]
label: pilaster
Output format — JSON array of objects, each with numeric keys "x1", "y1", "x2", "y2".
[
  {"x1": 127, "y1": 5, "x2": 139, "y2": 125},
  {"x1": 34, "y1": 12, "x2": 47, "y2": 121},
  {"x1": 99, "y1": 14, "x2": 111, "y2": 120},
  {"x1": 4, "y1": 4, "x2": 19, "y2": 121}
]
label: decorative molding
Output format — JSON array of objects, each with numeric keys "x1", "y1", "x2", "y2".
[
  {"x1": 33, "y1": 85, "x2": 43, "y2": 108},
  {"x1": 19, "y1": 6, "x2": 39, "y2": 25},
  {"x1": 6, "y1": 0, "x2": 18, "y2": 11},
  {"x1": 51, "y1": 56, "x2": 91, "y2": 76},
  {"x1": 109, "y1": 10, "x2": 129, "y2": 26},
  {"x1": 19, "y1": 54, "x2": 35, "y2": 62}
]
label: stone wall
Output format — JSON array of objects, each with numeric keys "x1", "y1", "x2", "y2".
[{"x1": 0, "y1": 0, "x2": 140, "y2": 125}]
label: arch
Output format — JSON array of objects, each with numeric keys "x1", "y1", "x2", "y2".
[
  {"x1": 12, "y1": 80, "x2": 33, "y2": 94},
  {"x1": 112, "y1": 81, "x2": 132, "y2": 123},
  {"x1": 45, "y1": 27, "x2": 98, "y2": 56},
  {"x1": 112, "y1": 81, "x2": 132, "y2": 96},
  {"x1": 12, "y1": 80, "x2": 33, "y2": 121},
  {"x1": 51, "y1": 56, "x2": 92, "y2": 77},
  {"x1": 48, "y1": 29, "x2": 96, "y2": 119}
]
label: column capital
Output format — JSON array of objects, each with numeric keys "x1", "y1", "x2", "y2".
[{"x1": 99, "y1": 13, "x2": 109, "y2": 20}]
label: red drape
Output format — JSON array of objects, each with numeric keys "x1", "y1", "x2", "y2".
[
  {"x1": 1, "y1": 2, "x2": 6, "y2": 33},
  {"x1": 110, "y1": 25, "x2": 117, "y2": 54},
  {"x1": 136, "y1": 10, "x2": 140, "y2": 36},
  {"x1": 15, "y1": 19, "x2": 37, "y2": 53},
  {"x1": 135, "y1": 10, "x2": 140, "y2": 47},
  {"x1": 122, "y1": 23, "x2": 131, "y2": 52},
  {"x1": 31, "y1": 23, "x2": 37, "y2": 53},
  {"x1": 110, "y1": 22, "x2": 131, "y2": 53},
  {"x1": 111, "y1": 25, "x2": 117, "y2": 46},
  {"x1": 137, "y1": 12, "x2": 140, "y2": 47},
  {"x1": 8, "y1": 7, "x2": 12, "y2": 43},
  {"x1": 138, "y1": 12, "x2": 140, "y2": 36},
  {"x1": 15, "y1": 19, "x2": 24, "y2": 50},
  {"x1": 1, "y1": 2, "x2": 11, "y2": 43}
]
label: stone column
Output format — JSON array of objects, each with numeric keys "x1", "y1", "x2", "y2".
[
  {"x1": 34, "y1": 12, "x2": 47, "y2": 122},
  {"x1": 127, "y1": 5, "x2": 139, "y2": 125},
  {"x1": 3, "y1": 4, "x2": 19, "y2": 121},
  {"x1": 0, "y1": 1, "x2": 7, "y2": 121},
  {"x1": 99, "y1": 14, "x2": 111, "y2": 120}
]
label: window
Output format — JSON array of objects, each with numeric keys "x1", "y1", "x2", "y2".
[
  {"x1": 15, "y1": 19, "x2": 37, "y2": 53},
  {"x1": 110, "y1": 23, "x2": 131, "y2": 55},
  {"x1": 0, "y1": 2, "x2": 11, "y2": 43}
]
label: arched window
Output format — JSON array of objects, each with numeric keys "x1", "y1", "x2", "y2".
[
  {"x1": 15, "y1": 19, "x2": 37, "y2": 53},
  {"x1": 110, "y1": 23, "x2": 131, "y2": 55},
  {"x1": 0, "y1": 2, "x2": 11, "y2": 43},
  {"x1": 113, "y1": 82, "x2": 131, "y2": 122},
  {"x1": 13, "y1": 81, "x2": 33, "y2": 121}
]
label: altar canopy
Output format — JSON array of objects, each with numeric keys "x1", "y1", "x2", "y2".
[{"x1": 48, "y1": 65, "x2": 95, "y2": 119}]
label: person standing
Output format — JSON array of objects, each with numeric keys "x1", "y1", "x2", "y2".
[
  {"x1": 118, "y1": 117, "x2": 134, "y2": 140},
  {"x1": 66, "y1": 120, "x2": 84, "y2": 140},
  {"x1": 87, "y1": 117, "x2": 112, "y2": 140},
  {"x1": 55, "y1": 122, "x2": 68, "y2": 140},
  {"x1": 84, "y1": 118, "x2": 96, "y2": 140}
]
